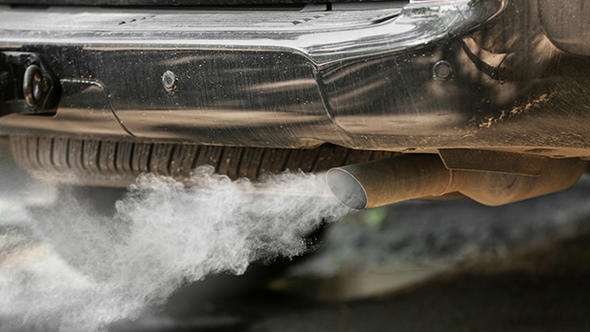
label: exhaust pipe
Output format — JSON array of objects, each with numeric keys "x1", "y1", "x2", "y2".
[{"x1": 327, "y1": 154, "x2": 586, "y2": 209}]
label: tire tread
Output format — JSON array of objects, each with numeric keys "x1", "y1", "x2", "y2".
[{"x1": 9, "y1": 136, "x2": 397, "y2": 186}]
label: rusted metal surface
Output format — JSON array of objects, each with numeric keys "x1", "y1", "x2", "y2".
[
  {"x1": 438, "y1": 149, "x2": 548, "y2": 176},
  {"x1": 327, "y1": 154, "x2": 587, "y2": 209}
]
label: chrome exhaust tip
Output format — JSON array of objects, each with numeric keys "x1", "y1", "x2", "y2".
[{"x1": 326, "y1": 168, "x2": 368, "y2": 210}]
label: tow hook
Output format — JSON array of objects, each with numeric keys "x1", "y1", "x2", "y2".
[{"x1": 0, "y1": 52, "x2": 60, "y2": 114}]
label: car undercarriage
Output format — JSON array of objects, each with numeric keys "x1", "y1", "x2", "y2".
[{"x1": 0, "y1": 0, "x2": 589, "y2": 208}]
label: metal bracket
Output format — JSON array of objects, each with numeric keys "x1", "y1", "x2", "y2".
[
  {"x1": 0, "y1": 52, "x2": 60, "y2": 114},
  {"x1": 438, "y1": 149, "x2": 549, "y2": 177}
]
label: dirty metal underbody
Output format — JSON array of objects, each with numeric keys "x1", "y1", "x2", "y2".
[{"x1": 0, "y1": 0, "x2": 589, "y2": 162}]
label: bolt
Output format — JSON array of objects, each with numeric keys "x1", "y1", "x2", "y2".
[
  {"x1": 432, "y1": 60, "x2": 453, "y2": 80},
  {"x1": 162, "y1": 70, "x2": 178, "y2": 93}
]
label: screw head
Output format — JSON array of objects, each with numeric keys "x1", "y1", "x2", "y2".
[
  {"x1": 162, "y1": 70, "x2": 178, "y2": 93},
  {"x1": 432, "y1": 60, "x2": 453, "y2": 80}
]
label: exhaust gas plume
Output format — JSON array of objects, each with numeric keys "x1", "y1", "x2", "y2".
[{"x1": 0, "y1": 166, "x2": 350, "y2": 331}]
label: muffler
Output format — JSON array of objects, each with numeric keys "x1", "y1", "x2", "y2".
[{"x1": 327, "y1": 154, "x2": 586, "y2": 209}]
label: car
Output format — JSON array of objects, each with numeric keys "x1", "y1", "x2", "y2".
[{"x1": 0, "y1": 0, "x2": 588, "y2": 208}]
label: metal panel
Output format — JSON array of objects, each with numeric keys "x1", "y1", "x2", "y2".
[
  {"x1": 538, "y1": 0, "x2": 590, "y2": 56},
  {"x1": 0, "y1": 0, "x2": 377, "y2": 6},
  {"x1": 1, "y1": 0, "x2": 590, "y2": 159}
]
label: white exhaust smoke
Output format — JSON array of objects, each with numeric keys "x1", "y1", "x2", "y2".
[{"x1": 0, "y1": 166, "x2": 350, "y2": 331}]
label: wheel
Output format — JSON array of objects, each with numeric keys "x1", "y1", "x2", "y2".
[{"x1": 9, "y1": 136, "x2": 396, "y2": 187}]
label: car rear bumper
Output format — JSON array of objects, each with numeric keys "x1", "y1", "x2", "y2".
[{"x1": 1, "y1": 0, "x2": 590, "y2": 158}]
